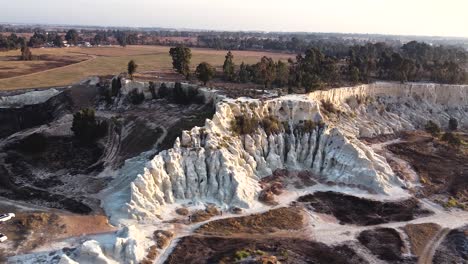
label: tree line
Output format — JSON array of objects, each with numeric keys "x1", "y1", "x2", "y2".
[{"x1": 166, "y1": 42, "x2": 467, "y2": 91}]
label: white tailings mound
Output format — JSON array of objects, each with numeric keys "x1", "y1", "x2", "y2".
[
  {"x1": 311, "y1": 82, "x2": 468, "y2": 137},
  {"x1": 56, "y1": 82, "x2": 467, "y2": 264},
  {"x1": 122, "y1": 82, "x2": 468, "y2": 220}
]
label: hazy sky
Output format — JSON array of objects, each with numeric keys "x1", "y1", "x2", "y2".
[{"x1": 3, "y1": 0, "x2": 468, "y2": 37}]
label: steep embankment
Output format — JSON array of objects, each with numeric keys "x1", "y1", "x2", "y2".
[
  {"x1": 35, "y1": 81, "x2": 467, "y2": 264},
  {"x1": 110, "y1": 82, "x2": 468, "y2": 222}
]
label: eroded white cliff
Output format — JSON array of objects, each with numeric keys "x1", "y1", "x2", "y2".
[
  {"x1": 60, "y1": 81, "x2": 468, "y2": 264},
  {"x1": 125, "y1": 96, "x2": 400, "y2": 219}
]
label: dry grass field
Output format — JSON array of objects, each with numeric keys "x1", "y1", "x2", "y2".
[{"x1": 0, "y1": 45, "x2": 293, "y2": 90}]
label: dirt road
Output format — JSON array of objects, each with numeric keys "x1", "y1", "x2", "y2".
[{"x1": 418, "y1": 228, "x2": 450, "y2": 264}]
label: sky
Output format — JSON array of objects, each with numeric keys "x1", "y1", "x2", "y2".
[{"x1": 2, "y1": 0, "x2": 468, "y2": 37}]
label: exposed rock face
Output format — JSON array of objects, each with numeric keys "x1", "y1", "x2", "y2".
[
  {"x1": 311, "y1": 82, "x2": 468, "y2": 137},
  {"x1": 0, "y1": 90, "x2": 72, "y2": 138},
  {"x1": 126, "y1": 94, "x2": 404, "y2": 219}
]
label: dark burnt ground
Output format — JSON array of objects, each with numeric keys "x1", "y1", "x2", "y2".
[
  {"x1": 357, "y1": 228, "x2": 414, "y2": 263},
  {"x1": 297, "y1": 191, "x2": 432, "y2": 226},
  {"x1": 165, "y1": 236, "x2": 367, "y2": 264},
  {"x1": 0, "y1": 134, "x2": 106, "y2": 213},
  {"x1": 101, "y1": 101, "x2": 215, "y2": 169},
  {"x1": 195, "y1": 207, "x2": 304, "y2": 236},
  {"x1": 433, "y1": 226, "x2": 468, "y2": 264},
  {"x1": 386, "y1": 132, "x2": 468, "y2": 206}
]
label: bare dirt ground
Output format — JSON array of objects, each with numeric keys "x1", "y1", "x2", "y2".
[
  {"x1": 165, "y1": 235, "x2": 366, "y2": 264},
  {"x1": 386, "y1": 131, "x2": 468, "y2": 209},
  {"x1": 0, "y1": 211, "x2": 114, "y2": 260},
  {"x1": 404, "y1": 223, "x2": 442, "y2": 256},
  {"x1": 195, "y1": 207, "x2": 305, "y2": 236}
]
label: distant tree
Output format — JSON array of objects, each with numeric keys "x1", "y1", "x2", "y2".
[
  {"x1": 128, "y1": 88, "x2": 145, "y2": 104},
  {"x1": 158, "y1": 83, "x2": 170, "y2": 98},
  {"x1": 275, "y1": 60, "x2": 289, "y2": 87},
  {"x1": 294, "y1": 48, "x2": 337, "y2": 92},
  {"x1": 71, "y1": 108, "x2": 107, "y2": 143},
  {"x1": 93, "y1": 33, "x2": 106, "y2": 46},
  {"x1": 53, "y1": 35, "x2": 64, "y2": 47},
  {"x1": 111, "y1": 77, "x2": 122, "y2": 97},
  {"x1": 169, "y1": 45, "x2": 192, "y2": 80},
  {"x1": 238, "y1": 62, "x2": 250, "y2": 83},
  {"x1": 448, "y1": 117, "x2": 458, "y2": 131},
  {"x1": 195, "y1": 62, "x2": 216, "y2": 85},
  {"x1": 148, "y1": 81, "x2": 157, "y2": 99},
  {"x1": 349, "y1": 66, "x2": 360, "y2": 84},
  {"x1": 116, "y1": 31, "x2": 128, "y2": 47},
  {"x1": 257, "y1": 56, "x2": 276, "y2": 89},
  {"x1": 20, "y1": 45, "x2": 33, "y2": 61},
  {"x1": 65, "y1": 29, "x2": 79, "y2": 45},
  {"x1": 222, "y1": 51, "x2": 236, "y2": 81},
  {"x1": 127, "y1": 60, "x2": 138, "y2": 79},
  {"x1": 28, "y1": 32, "x2": 47, "y2": 47}
]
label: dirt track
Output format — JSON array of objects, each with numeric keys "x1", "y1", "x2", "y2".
[{"x1": 418, "y1": 228, "x2": 450, "y2": 264}]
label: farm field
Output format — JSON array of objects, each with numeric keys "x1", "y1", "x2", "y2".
[{"x1": 0, "y1": 45, "x2": 294, "y2": 90}]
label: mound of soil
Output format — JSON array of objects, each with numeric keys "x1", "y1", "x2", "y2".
[
  {"x1": 404, "y1": 223, "x2": 441, "y2": 256},
  {"x1": 297, "y1": 191, "x2": 432, "y2": 225},
  {"x1": 165, "y1": 236, "x2": 366, "y2": 264},
  {"x1": 433, "y1": 226, "x2": 468, "y2": 264},
  {"x1": 195, "y1": 207, "x2": 303, "y2": 235},
  {"x1": 357, "y1": 228, "x2": 406, "y2": 261}
]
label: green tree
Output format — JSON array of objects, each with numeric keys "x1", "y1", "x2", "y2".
[
  {"x1": 169, "y1": 45, "x2": 192, "y2": 80},
  {"x1": 275, "y1": 60, "x2": 289, "y2": 87},
  {"x1": 257, "y1": 56, "x2": 276, "y2": 89},
  {"x1": 238, "y1": 62, "x2": 250, "y2": 83},
  {"x1": 53, "y1": 35, "x2": 64, "y2": 47},
  {"x1": 111, "y1": 77, "x2": 122, "y2": 97},
  {"x1": 195, "y1": 62, "x2": 216, "y2": 85},
  {"x1": 349, "y1": 66, "x2": 360, "y2": 84},
  {"x1": 448, "y1": 117, "x2": 458, "y2": 131},
  {"x1": 65, "y1": 29, "x2": 79, "y2": 45},
  {"x1": 20, "y1": 45, "x2": 33, "y2": 61},
  {"x1": 222, "y1": 51, "x2": 236, "y2": 81},
  {"x1": 127, "y1": 60, "x2": 138, "y2": 79},
  {"x1": 128, "y1": 88, "x2": 145, "y2": 104},
  {"x1": 425, "y1": 120, "x2": 441, "y2": 137}
]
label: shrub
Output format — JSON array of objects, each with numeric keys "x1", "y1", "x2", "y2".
[
  {"x1": 111, "y1": 77, "x2": 122, "y2": 97},
  {"x1": 261, "y1": 116, "x2": 283, "y2": 135},
  {"x1": 231, "y1": 116, "x2": 260, "y2": 135},
  {"x1": 128, "y1": 88, "x2": 145, "y2": 105},
  {"x1": 448, "y1": 117, "x2": 458, "y2": 131},
  {"x1": 296, "y1": 120, "x2": 318, "y2": 133},
  {"x1": 321, "y1": 100, "x2": 339, "y2": 114},
  {"x1": 234, "y1": 250, "x2": 250, "y2": 261},
  {"x1": 71, "y1": 108, "x2": 107, "y2": 143},
  {"x1": 158, "y1": 83, "x2": 170, "y2": 98},
  {"x1": 425, "y1": 120, "x2": 441, "y2": 137},
  {"x1": 149, "y1": 81, "x2": 157, "y2": 99},
  {"x1": 441, "y1": 132, "x2": 461, "y2": 147},
  {"x1": 173, "y1": 82, "x2": 188, "y2": 104}
]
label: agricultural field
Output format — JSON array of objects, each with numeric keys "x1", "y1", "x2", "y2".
[{"x1": 0, "y1": 45, "x2": 293, "y2": 90}]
